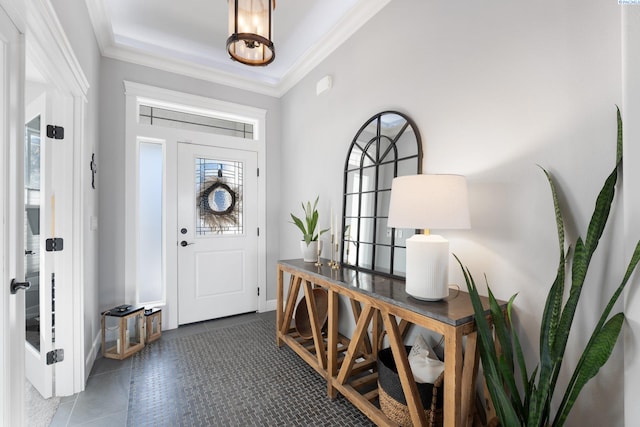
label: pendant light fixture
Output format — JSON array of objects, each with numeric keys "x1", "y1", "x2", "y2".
[{"x1": 227, "y1": 0, "x2": 275, "y2": 66}]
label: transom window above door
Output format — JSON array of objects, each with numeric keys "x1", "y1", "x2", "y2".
[{"x1": 138, "y1": 104, "x2": 255, "y2": 140}]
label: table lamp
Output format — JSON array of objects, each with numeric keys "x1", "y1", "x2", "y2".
[{"x1": 387, "y1": 174, "x2": 470, "y2": 301}]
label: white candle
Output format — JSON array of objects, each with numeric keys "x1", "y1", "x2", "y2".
[{"x1": 330, "y1": 207, "x2": 334, "y2": 238}]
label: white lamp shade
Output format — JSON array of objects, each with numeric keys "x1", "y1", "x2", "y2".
[
  {"x1": 387, "y1": 174, "x2": 470, "y2": 230},
  {"x1": 387, "y1": 174, "x2": 470, "y2": 301}
]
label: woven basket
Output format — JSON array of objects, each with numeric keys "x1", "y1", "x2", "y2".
[{"x1": 377, "y1": 346, "x2": 444, "y2": 427}]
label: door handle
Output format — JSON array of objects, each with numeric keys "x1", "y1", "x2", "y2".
[
  {"x1": 180, "y1": 241, "x2": 194, "y2": 247},
  {"x1": 25, "y1": 250, "x2": 35, "y2": 255},
  {"x1": 10, "y1": 278, "x2": 31, "y2": 294}
]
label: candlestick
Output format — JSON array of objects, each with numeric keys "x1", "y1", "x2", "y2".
[
  {"x1": 330, "y1": 207, "x2": 334, "y2": 238},
  {"x1": 314, "y1": 239, "x2": 323, "y2": 267}
]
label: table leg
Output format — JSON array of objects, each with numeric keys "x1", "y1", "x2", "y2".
[
  {"x1": 336, "y1": 303, "x2": 374, "y2": 385},
  {"x1": 381, "y1": 311, "x2": 428, "y2": 427},
  {"x1": 461, "y1": 331, "x2": 479, "y2": 427},
  {"x1": 303, "y1": 280, "x2": 327, "y2": 370},
  {"x1": 444, "y1": 326, "x2": 463, "y2": 427},
  {"x1": 279, "y1": 275, "x2": 301, "y2": 340},
  {"x1": 276, "y1": 267, "x2": 283, "y2": 346},
  {"x1": 327, "y1": 289, "x2": 339, "y2": 399}
]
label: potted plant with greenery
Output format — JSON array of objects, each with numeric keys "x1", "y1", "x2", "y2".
[
  {"x1": 455, "y1": 108, "x2": 640, "y2": 427},
  {"x1": 290, "y1": 196, "x2": 329, "y2": 262}
]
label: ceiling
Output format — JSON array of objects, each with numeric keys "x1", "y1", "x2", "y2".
[{"x1": 85, "y1": 0, "x2": 391, "y2": 97}]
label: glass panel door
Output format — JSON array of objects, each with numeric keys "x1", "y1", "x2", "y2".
[{"x1": 24, "y1": 115, "x2": 41, "y2": 352}]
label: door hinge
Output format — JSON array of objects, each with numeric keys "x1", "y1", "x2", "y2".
[
  {"x1": 257, "y1": 227, "x2": 260, "y2": 236},
  {"x1": 46, "y1": 125, "x2": 64, "y2": 140},
  {"x1": 45, "y1": 237, "x2": 64, "y2": 252},
  {"x1": 46, "y1": 349, "x2": 64, "y2": 365},
  {"x1": 257, "y1": 168, "x2": 260, "y2": 177},
  {"x1": 257, "y1": 287, "x2": 260, "y2": 296}
]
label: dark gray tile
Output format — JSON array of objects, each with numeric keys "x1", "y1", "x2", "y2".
[
  {"x1": 59, "y1": 393, "x2": 77, "y2": 404},
  {"x1": 74, "y1": 410, "x2": 127, "y2": 427},
  {"x1": 90, "y1": 355, "x2": 132, "y2": 377},
  {"x1": 160, "y1": 321, "x2": 208, "y2": 341},
  {"x1": 54, "y1": 310, "x2": 374, "y2": 427},
  {"x1": 49, "y1": 400, "x2": 73, "y2": 427},
  {"x1": 67, "y1": 369, "x2": 130, "y2": 425}
]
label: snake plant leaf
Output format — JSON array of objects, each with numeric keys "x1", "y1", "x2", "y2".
[
  {"x1": 616, "y1": 106, "x2": 622, "y2": 165},
  {"x1": 553, "y1": 313, "x2": 624, "y2": 427},
  {"x1": 454, "y1": 255, "x2": 524, "y2": 424},
  {"x1": 539, "y1": 167, "x2": 566, "y2": 355},
  {"x1": 508, "y1": 295, "x2": 530, "y2": 403},
  {"x1": 583, "y1": 167, "x2": 618, "y2": 260},
  {"x1": 556, "y1": 239, "x2": 640, "y2": 426},
  {"x1": 290, "y1": 196, "x2": 328, "y2": 245},
  {"x1": 489, "y1": 289, "x2": 525, "y2": 416},
  {"x1": 290, "y1": 213, "x2": 307, "y2": 236},
  {"x1": 551, "y1": 238, "x2": 585, "y2": 361}
]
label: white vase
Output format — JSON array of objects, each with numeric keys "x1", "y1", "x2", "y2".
[{"x1": 300, "y1": 240, "x2": 322, "y2": 262}]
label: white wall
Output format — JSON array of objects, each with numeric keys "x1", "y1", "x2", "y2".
[
  {"x1": 97, "y1": 58, "x2": 283, "y2": 310},
  {"x1": 623, "y1": 6, "x2": 640, "y2": 426},
  {"x1": 49, "y1": 0, "x2": 102, "y2": 380},
  {"x1": 280, "y1": 0, "x2": 625, "y2": 425}
]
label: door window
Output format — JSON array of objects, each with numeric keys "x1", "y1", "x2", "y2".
[
  {"x1": 24, "y1": 115, "x2": 41, "y2": 352},
  {"x1": 137, "y1": 141, "x2": 164, "y2": 304},
  {"x1": 195, "y1": 158, "x2": 244, "y2": 236}
]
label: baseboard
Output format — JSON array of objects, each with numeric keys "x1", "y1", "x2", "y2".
[
  {"x1": 85, "y1": 331, "x2": 101, "y2": 383},
  {"x1": 263, "y1": 298, "x2": 276, "y2": 312}
]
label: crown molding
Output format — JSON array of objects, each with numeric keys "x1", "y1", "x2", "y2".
[
  {"x1": 84, "y1": 0, "x2": 114, "y2": 54},
  {"x1": 86, "y1": 0, "x2": 392, "y2": 98},
  {"x1": 277, "y1": 0, "x2": 391, "y2": 95},
  {"x1": 103, "y1": 44, "x2": 283, "y2": 97}
]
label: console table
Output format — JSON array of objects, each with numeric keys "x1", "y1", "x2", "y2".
[{"x1": 276, "y1": 259, "x2": 505, "y2": 427}]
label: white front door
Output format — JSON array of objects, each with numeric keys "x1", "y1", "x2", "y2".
[
  {"x1": 177, "y1": 142, "x2": 258, "y2": 324},
  {"x1": 1, "y1": 4, "x2": 26, "y2": 425}
]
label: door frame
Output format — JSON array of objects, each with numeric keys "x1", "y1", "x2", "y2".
[
  {"x1": 124, "y1": 81, "x2": 268, "y2": 330},
  {"x1": 1, "y1": 1, "x2": 26, "y2": 424},
  {"x1": 24, "y1": 0, "x2": 89, "y2": 396}
]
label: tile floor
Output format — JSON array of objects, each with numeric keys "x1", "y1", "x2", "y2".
[{"x1": 49, "y1": 311, "x2": 272, "y2": 427}]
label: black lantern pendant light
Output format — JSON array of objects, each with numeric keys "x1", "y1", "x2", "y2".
[{"x1": 227, "y1": 0, "x2": 275, "y2": 66}]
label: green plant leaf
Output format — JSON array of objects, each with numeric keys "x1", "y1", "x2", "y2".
[
  {"x1": 553, "y1": 314, "x2": 624, "y2": 427},
  {"x1": 583, "y1": 167, "x2": 617, "y2": 260},
  {"x1": 616, "y1": 105, "x2": 622, "y2": 165},
  {"x1": 291, "y1": 196, "x2": 324, "y2": 243},
  {"x1": 555, "y1": 239, "x2": 640, "y2": 426},
  {"x1": 508, "y1": 295, "x2": 530, "y2": 409},
  {"x1": 290, "y1": 213, "x2": 307, "y2": 236},
  {"x1": 454, "y1": 255, "x2": 524, "y2": 425}
]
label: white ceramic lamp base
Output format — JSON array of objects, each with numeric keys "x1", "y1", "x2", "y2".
[{"x1": 405, "y1": 234, "x2": 449, "y2": 301}]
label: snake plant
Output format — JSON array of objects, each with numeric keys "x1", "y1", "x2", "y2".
[
  {"x1": 455, "y1": 107, "x2": 640, "y2": 427},
  {"x1": 290, "y1": 196, "x2": 329, "y2": 246}
]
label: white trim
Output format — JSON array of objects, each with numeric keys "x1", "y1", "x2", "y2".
[
  {"x1": 24, "y1": 0, "x2": 90, "y2": 396},
  {"x1": 85, "y1": 331, "x2": 101, "y2": 383},
  {"x1": 125, "y1": 82, "x2": 268, "y2": 329},
  {"x1": 1, "y1": 2, "x2": 26, "y2": 424},
  {"x1": 83, "y1": 0, "x2": 114, "y2": 55},
  {"x1": 88, "y1": 0, "x2": 391, "y2": 97},
  {"x1": 277, "y1": 0, "x2": 391, "y2": 95},
  {"x1": 264, "y1": 299, "x2": 277, "y2": 313},
  {"x1": 27, "y1": 0, "x2": 88, "y2": 100}
]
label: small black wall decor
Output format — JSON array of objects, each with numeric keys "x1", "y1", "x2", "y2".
[{"x1": 90, "y1": 153, "x2": 97, "y2": 189}]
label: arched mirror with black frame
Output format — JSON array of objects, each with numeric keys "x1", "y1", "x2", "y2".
[{"x1": 341, "y1": 111, "x2": 422, "y2": 278}]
